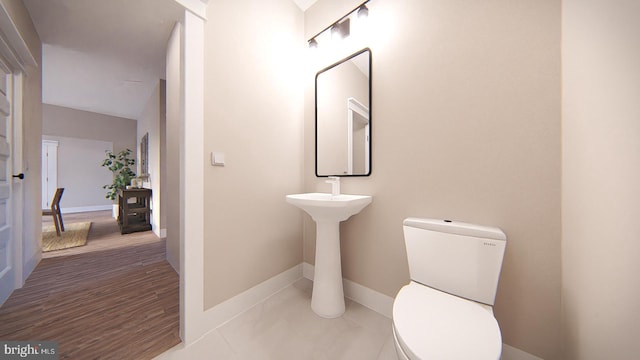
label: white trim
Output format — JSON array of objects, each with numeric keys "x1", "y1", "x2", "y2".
[
  {"x1": 302, "y1": 261, "x2": 314, "y2": 279},
  {"x1": 152, "y1": 227, "x2": 167, "y2": 239},
  {"x1": 41, "y1": 140, "x2": 58, "y2": 209},
  {"x1": 0, "y1": 2, "x2": 37, "y2": 72},
  {"x1": 343, "y1": 277, "x2": 394, "y2": 319},
  {"x1": 502, "y1": 344, "x2": 544, "y2": 360},
  {"x1": 22, "y1": 250, "x2": 40, "y2": 286},
  {"x1": 155, "y1": 264, "x2": 303, "y2": 359},
  {"x1": 181, "y1": 10, "x2": 205, "y2": 345},
  {"x1": 304, "y1": 263, "x2": 543, "y2": 360},
  {"x1": 12, "y1": 73, "x2": 24, "y2": 288},
  {"x1": 172, "y1": 0, "x2": 207, "y2": 20},
  {"x1": 167, "y1": 250, "x2": 179, "y2": 274},
  {"x1": 199, "y1": 265, "x2": 302, "y2": 333},
  {"x1": 60, "y1": 205, "x2": 112, "y2": 214},
  {"x1": 303, "y1": 262, "x2": 393, "y2": 318},
  {"x1": 346, "y1": 97, "x2": 370, "y2": 175}
]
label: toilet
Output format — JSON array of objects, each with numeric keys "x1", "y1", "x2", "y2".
[{"x1": 392, "y1": 218, "x2": 507, "y2": 360}]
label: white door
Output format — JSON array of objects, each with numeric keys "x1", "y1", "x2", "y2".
[
  {"x1": 0, "y1": 59, "x2": 14, "y2": 304},
  {"x1": 42, "y1": 140, "x2": 58, "y2": 208}
]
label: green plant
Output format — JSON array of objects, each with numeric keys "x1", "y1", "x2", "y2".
[{"x1": 101, "y1": 149, "x2": 136, "y2": 201}]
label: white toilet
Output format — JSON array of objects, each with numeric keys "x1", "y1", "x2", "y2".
[{"x1": 392, "y1": 218, "x2": 507, "y2": 360}]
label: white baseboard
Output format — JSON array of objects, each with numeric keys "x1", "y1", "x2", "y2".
[
  {"x1": 22, "y1": 250, "x2": 41, "y2": 287},
  {"x1": 304, "y1": 262, "x2": 543, "y2": 360},
  {"x1": 502, "y1": 344, "x2": 544, "y2": 360},
  {"x1": 303, "y1": 262, "x2": 394, "y2": 318},
  {"x1": 156, "y1": 262, "x2": 543, "y2": 360},
  {"x1": 166, "y1": 254, "x2": 179, "y2": 274},
  {"x1": 61, "y1": 205, "x2": 112, "y2": 214},
  {"x1": 195, "y1": 264, "x2": 302, "y2": 339}
]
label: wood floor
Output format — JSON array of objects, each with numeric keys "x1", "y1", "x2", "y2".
[{"x1": 0, "y1": 211, "x2": 180, "y2": 359}]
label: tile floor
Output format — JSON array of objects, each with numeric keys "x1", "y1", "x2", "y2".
[{"x1": 158, "y1": 278, "x2": 398, "y2": 360}]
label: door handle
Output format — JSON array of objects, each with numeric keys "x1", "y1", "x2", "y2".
[{"x1": 12, "y1": 173, "x2": 24, "y2": 180}]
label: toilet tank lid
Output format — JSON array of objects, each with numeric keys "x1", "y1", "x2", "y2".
[{"x1": 403, "y1": 218, "x2": 506, "y2": 241}]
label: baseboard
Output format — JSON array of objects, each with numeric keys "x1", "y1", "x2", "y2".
[
  {"x1": 61, "y1": 205, "x2": 112, "y2": 214},
  {"x1": 22, "y1": 250, "x2": 41, "y2": 287},
  {"x1": 502, "y1": 344, "x2": 544, "y2": 360},
  {"x1": 193, "y1": 264, "x2": 303, "y2": 341},
  {"x1": 166, "y1": 251, "x2": 179, "y2": 274},
  {"x1": 152, "y1": 227, "x2": 166, "y2": 239},
  {"x1": 303, "y1": 262, "x2": 394, "y2": 318},
  {"x1": 303, "y1": 262, "x2": 543, "y2": 360}
]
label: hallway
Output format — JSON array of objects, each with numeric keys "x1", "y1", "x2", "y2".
[{"x1": 0, "y1": 211, "x2": 179, "y2": 359}]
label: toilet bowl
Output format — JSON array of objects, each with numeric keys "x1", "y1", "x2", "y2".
[{"x1": 392, "y1": 218, "x2": 507, "y2": 360}]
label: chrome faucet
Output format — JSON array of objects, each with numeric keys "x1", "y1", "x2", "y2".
[{"x1": 325, "y1": 176, "x2": 341, "y2": 196}]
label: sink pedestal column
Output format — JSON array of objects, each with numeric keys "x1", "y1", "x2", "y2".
[{"x1": 311, "y1": 220, "x2": 345, "y2": 318}]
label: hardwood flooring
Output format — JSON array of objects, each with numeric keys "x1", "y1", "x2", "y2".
[{"x1": 0, "y1": 211, "x2": 180, "y2": 359}]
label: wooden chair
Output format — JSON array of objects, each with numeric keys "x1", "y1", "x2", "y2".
[{"x1": 43, "y1": 188, "x2": 65, "y2": 236}]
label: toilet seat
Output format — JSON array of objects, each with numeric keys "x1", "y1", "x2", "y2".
[{"x1": 392, "y1": 282, "x2": 502, "y2": 360}]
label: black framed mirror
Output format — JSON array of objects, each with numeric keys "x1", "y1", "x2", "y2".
[{"x1": 315, "y1": 48, "x2": 371, "y2": 177}]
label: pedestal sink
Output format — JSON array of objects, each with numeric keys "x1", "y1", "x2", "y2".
[{"x1": 286, "y1": 193, "x2": 372, "y2": 318}]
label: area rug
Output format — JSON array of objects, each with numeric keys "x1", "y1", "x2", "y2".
[{"x1": 41, "y1": 222, "x2": 92, "y2": 252}]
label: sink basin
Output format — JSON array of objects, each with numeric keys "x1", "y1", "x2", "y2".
[
  {"x1": 286, "y1": 193, "x2": 372, "y2": 222},
  {"x1": 286, "y1": 192, "x2": 372, "y2": 318}
]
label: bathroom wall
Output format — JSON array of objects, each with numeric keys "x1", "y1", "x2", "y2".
[
  {"x1": 202, "y1": 0, "x2": 304, "y2": 309},
  {"x1": 562, "y1": 0, "x2": 640, "y2": 358},
  {"x1": 304, "y1": 0, "x2": 562, "y2": 358}
]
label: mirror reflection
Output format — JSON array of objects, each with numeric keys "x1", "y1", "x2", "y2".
[{"x1": 316, "y1": 48, "x2": 371, "y2": 176}]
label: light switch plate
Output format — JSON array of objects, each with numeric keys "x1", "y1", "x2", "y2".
[{"x1": 211, "y1": 152, "x2": 225, "y2": 166}]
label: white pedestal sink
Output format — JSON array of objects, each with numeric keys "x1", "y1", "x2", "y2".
[{"x1": 286, "y1": 193, "x2": 372, "y2": 318}]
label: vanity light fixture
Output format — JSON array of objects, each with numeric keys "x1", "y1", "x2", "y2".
[
  {"x1": 357, "y1": 5, "x2": 369, "y2": 19},
  {"x1": 331, "y1": 18, "x2": 350, "y2": 40},
  {"x1": 307, "y1": 0, "x2": 370, "y2": 48}
]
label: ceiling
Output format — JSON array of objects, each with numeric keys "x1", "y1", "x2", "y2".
[
  {"x1": 23, "y1": 0, "x2": 316, "y2": 120},
  {"x1": 23, "y1": 0, "x2": 184, "y2": 119}
]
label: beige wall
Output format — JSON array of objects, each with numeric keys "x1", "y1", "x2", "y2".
[
  {"x1": 562, "y1": 0, "x2": 640, "y2": 358},
  {"x1": 42, "y1": 104, "x2": 136, "y2": 156},
  {"x1": 202, "y1": 0, "x2": 304, "y2": 309},
  {"x1": 304, "y1": 0, "x2": 561, "y2": 358},
  {"x1": 42, "y1": 104, "x2": 137, "y2": 207},
  {"x1": 165, "y1": 22, "x2": 181, "y2": 272},
  {"x1": 1, "y1": 0, "x2": 43, "y2": 275}
]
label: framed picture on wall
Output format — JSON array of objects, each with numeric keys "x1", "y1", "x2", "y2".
[{"x1": 140, "y1": 132, "x2": 149, "y2": 177}]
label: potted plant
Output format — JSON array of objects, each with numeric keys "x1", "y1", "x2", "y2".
[{"x1": 101, "y1": 149, "x2": 136, "y2": 218}]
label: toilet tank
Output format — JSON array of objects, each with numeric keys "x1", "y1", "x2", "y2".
[{"x1": 403, "y1": 218, "x2": 506, "y2": 306}]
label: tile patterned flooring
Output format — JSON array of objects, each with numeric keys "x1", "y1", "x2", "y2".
[{"x1": 158, "y1": 278, "x2": 398, "y2": 360}]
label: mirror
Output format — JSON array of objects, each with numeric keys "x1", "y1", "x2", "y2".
[{"x1": 316, "y1": 48, "x2": 371, "y2": 177}]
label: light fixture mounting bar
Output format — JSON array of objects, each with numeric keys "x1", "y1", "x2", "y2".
[{"x1": 307, "y1": 0, "x2": 370, "y2": 43}]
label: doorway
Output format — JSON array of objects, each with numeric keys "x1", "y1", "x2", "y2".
[{"x1": 41, "y1": 140, "x2": 58, "y2": 208}]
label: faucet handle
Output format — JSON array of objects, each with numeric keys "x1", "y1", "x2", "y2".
[{"x1": 325, "y1": 176, "x2": 340, "y2": 196}]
